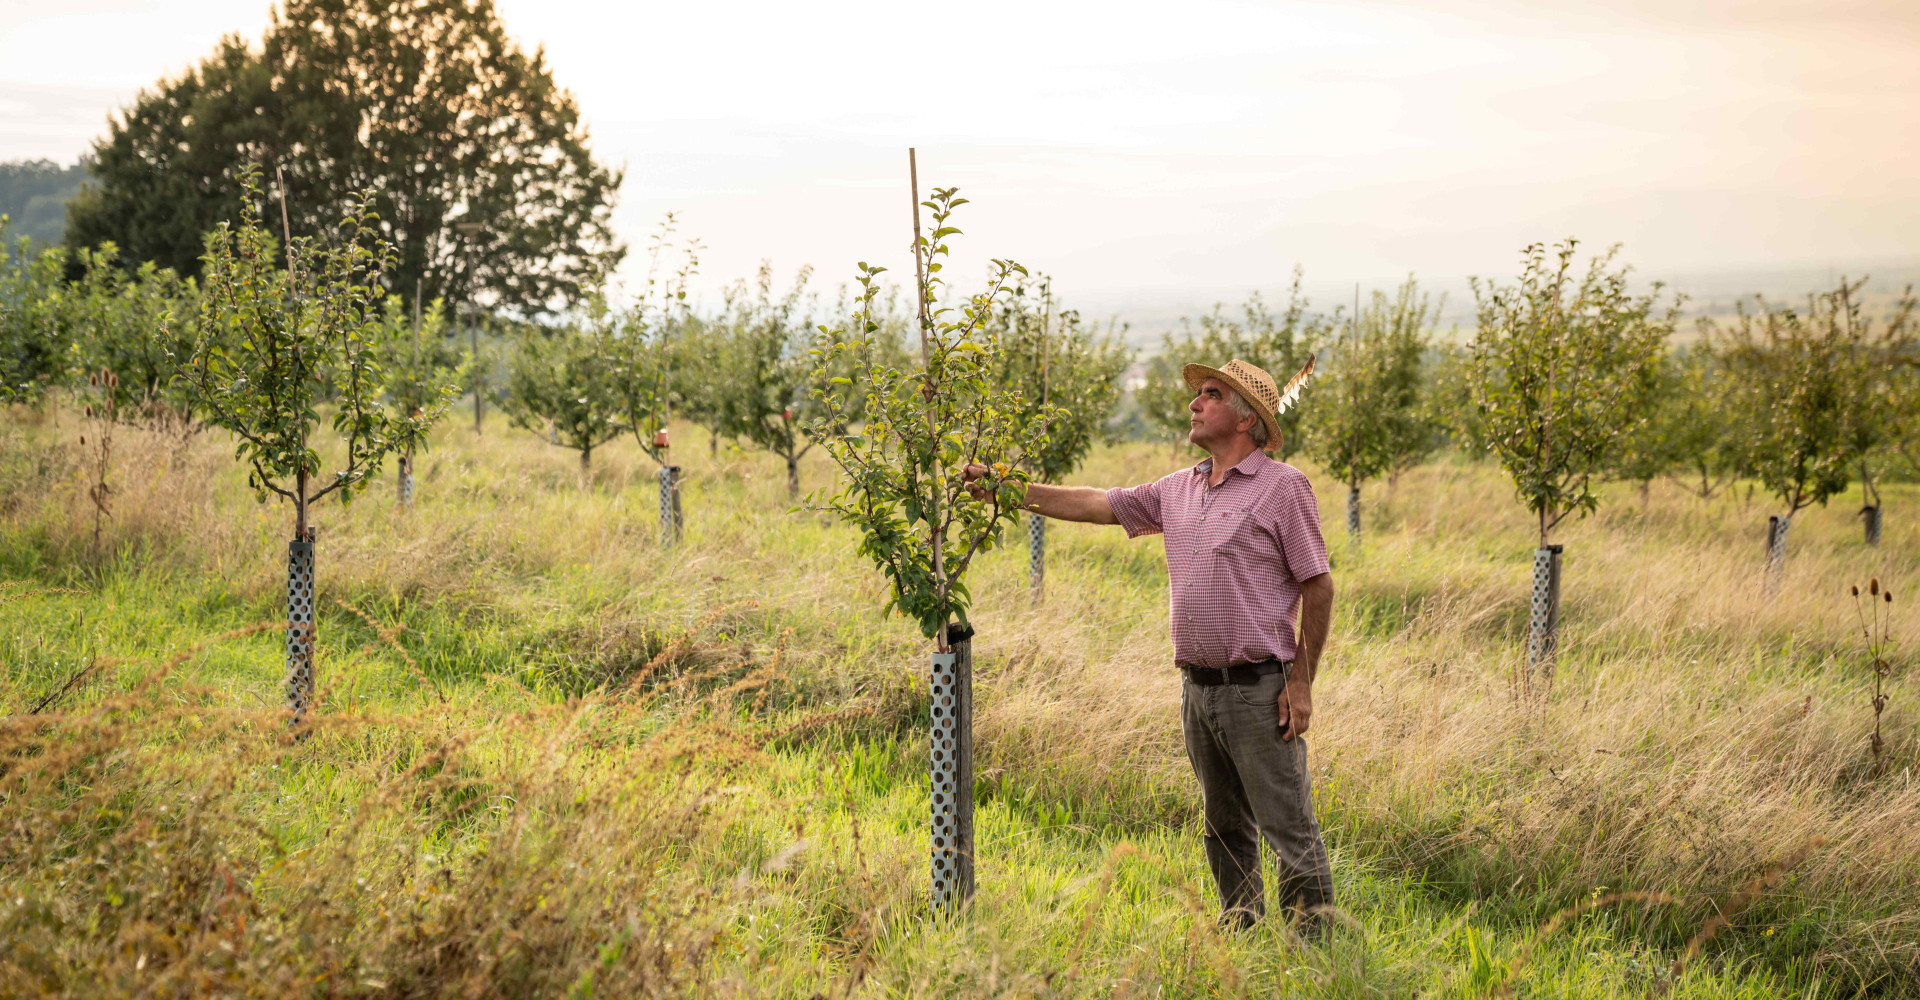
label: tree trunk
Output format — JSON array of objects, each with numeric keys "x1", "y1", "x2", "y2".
[
  {"x1": 786, "y1": 455, "x2": 799, "y2": 498},
  {"x1": 580, "y1": 444, "x2": 591, "y2": 479},
  {"x1": 1639, "y1": 479, "x2": 1650, "y2": 511},
  {"x1": 930, "y1": 621, "x2": 975, "y2": 913}
]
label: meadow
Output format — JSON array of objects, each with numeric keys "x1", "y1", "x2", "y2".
[{"x1": 1, "y1": 406, "x2": 1914, "y2": 998}]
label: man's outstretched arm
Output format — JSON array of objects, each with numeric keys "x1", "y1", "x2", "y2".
[{"x1": 962, "y1": 464, "x2": 1117, "y2": 525}]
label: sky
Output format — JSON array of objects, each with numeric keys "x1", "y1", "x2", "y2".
[{"x1": 3, "y1": 0, "x2": 1918, "y2": 329}]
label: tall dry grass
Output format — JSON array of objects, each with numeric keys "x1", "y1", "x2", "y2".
[{"x1": 1, "y1": 405, "x2": 1915, "y2": 994}]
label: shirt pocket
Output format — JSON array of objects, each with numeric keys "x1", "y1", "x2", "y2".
[{"x1": 1206, "y1": 506, "x2": 1256, "y2": 551}]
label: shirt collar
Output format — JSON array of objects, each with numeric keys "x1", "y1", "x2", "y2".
[{"x1": 1192, "y1": 451, "x2": 1270, "y2": 481}]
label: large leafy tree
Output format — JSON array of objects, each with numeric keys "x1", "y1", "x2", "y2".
[{"x1": 65, "y1": 0, "x2": 623, "y2": 317}]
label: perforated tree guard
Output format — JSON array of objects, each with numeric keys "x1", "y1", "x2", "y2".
[
  {"x1": 658, "y1": 466, "x2": 684, "y2": 547},
  {"x1": 1863, "y1": 506, "x2": 1882, "y2": 547},
  {"x1": 1028, "y1": 514, "x2": 1046, "y2": 599},
  {"x1": 398, "y1": 453, "x2": 415, "y2": 508},
  {"x1": 1347, "y1": 486, "x2": 1361, "y2": 541},
  {"x1": 929, "y1": 624, "x2": 975, "y2": 913},
  {"x1": 285, "y1": 536, "x2": 316, "y2": 726},
  {"x1": 1765, "y1": 515, "x2": 1790, "y2": 589},
  {"x1": 1525, "y1": 545, "x2": 1562, "y2": 678}
]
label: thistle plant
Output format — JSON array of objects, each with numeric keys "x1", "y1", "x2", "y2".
[
  {"x1": 1850, "y1": 578, "x2": 1897, "y2": 775},
  {"x1": 805, "y1": 186, "x2": 1033, "y2": 645}
]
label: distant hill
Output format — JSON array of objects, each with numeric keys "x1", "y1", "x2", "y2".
[{"x1": 0, "y1": 159, "x2": 88, "y2": 250}]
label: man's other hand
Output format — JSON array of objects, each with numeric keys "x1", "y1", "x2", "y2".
[{"x1": 1278, "y1": 675, "x2": 1313, "y2": 741}]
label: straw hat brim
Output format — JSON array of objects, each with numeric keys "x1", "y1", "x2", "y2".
[{"x1": 1183, "y1": 363, "x2": 1282, "y2": 446}]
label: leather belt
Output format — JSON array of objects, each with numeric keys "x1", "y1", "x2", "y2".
[{"x1": 1182, "y1": 659, "x2": 1289, "y2": 687}]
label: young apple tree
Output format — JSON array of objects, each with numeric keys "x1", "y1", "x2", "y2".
[
  {"x1": 990, "y1": 272, "x2": 1128, "y2": 596},
  {"x1": 1305, "y1": 276, "x2": 1438, "y2": 543},
  {"x1": 806, "y1": 175, "x2": 1033, "y2": 912},
  {"x1": 378, "y1": 296, "x2": 467, "y2": 507},
  {"x1": 173, "y1": 165, "x2": 426, "y2": 726},
  {"x1": 1713, "y1": 278, "x2": 1915, "y2": 574},
  {"x1": 1467, "y1": 240, "x2": 1676, "y2": 694},
  {"x1": 706, "y1": 263, "x2": 820, "y2": 496}
]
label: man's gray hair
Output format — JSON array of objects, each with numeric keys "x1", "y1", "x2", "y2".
[{"x1": 1222, "y1": 388, "x2": 1270, "y2": 447}]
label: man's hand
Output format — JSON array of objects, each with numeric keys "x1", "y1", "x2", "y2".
[
  {"x1": 962, "y1": 463, "x2": 993, "y2": 502},
  {"x1": 1278, "y1": 674, "x2": 1312, "y2": 741}
]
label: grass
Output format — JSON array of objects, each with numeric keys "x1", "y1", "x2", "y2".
[{"x1": 1, "y1": 404, "x2": 1915, "y2": 998}]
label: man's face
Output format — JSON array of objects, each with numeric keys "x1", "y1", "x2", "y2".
[{"x1": 1188, "y1": 378, "x2": 1258, "y2": 449}]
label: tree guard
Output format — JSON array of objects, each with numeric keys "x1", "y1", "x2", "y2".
[
  {"x1": 1765, "y1": 515, "x2": 1790, "y2": 589},
  {"x1": 1862, "y1": 506, "x2": 1882, "y2": 547},
  {"x1": 930, "y1": 623, "x2": 975, "y2": 913},
  {"x1": 1525, "y1": 544, "x2": 1562, "y2": 683},
  {"x1": 1346, "y1": 486, "x2": 1361, "y2": 542},
  {"x1": 398, "y1": 452, "x2": 415, "y2": 508},
  {"x1": 1028, "y1": 513, "x2": 1046, "y2": 599},
  {"x1": 658, "y1": 465, "x2": 683, "y2": 547},
  {"x1": 285, "y1": 534, "x2": 316, "y2": 726}
]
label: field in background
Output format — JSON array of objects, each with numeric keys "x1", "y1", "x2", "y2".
[{"x1": 1, "y1": 407, "x2": 1915, "y2": 997}]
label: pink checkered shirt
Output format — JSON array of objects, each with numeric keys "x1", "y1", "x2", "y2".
[{"x1": 1106, "y1": 452, "x2": 1330, "y2": 669}]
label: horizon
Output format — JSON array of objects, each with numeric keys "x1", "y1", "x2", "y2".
[{"x1": 3, "y1": 0, "x2": 1917, "y2": 331}]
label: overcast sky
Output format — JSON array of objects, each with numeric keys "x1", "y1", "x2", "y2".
[{"x1": 4, "y1": 0, "x2": 1917, "y2": 324}]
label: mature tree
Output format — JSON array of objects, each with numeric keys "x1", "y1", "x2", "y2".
[
  {"x1": 1139, "y1": 269, "x2": 1327, "y2": 459},
  {"x1": 65, "y1": 0, "x2": 623, "y2": 317},
  {"x1": 1306, "y1": 276, "x2": 1438, "y2": 540}
]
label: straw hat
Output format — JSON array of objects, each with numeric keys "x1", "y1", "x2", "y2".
[{"x1": 1182, "y1": 357, "x2": 1305, "y2": 446}]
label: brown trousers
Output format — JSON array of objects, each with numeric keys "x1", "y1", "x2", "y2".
[{"x1": 1181, "y1": 666, "x2": 1334, "y2": 927}]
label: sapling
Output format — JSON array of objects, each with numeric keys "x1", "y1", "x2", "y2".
[
  {"x1": 1467, "y1": 240, "x2": 1676, "y2": 695},
  {"x1": 806, "y1": 162, "x2": 1033, "y2": 911},
  {"x1": 1712, "y1": 279, "x2": 1913, "y2": 581},
  {"x1": 990, "y1": 273, "x2": 1127, "y2": 596},
  {"x1": 378, "y1": 296, "x2": 466, "y2": 507},
  {"x1": 500, "y1": 309, "x2": 626, "y2": 480},
  {"x1": 706, "y1": 262, "x2": 821, "y2": 497},
  {"x1": 1306, "y1": 276, "x2": 1437, "y2": 543},
  {"x1": 173, "y1": 165, "x2": 426, "y2": 726}
]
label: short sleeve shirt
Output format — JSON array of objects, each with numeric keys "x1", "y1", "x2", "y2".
[{"x1": 1105, "y1": 451, "x2": 1330, "y2": 669}]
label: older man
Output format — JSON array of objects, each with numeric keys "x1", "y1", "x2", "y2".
[{"x1": 968, "y1": 358, "x2": 1335, "y2": 931}]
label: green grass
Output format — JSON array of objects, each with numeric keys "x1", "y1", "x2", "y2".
[{"x1": 1, "y1": 408, "x2": 1915, "y2": 997}]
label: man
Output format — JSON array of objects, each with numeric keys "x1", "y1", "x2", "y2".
[{"x1": 966, "y1": 358, "x2": 1335, "y2": 932}]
